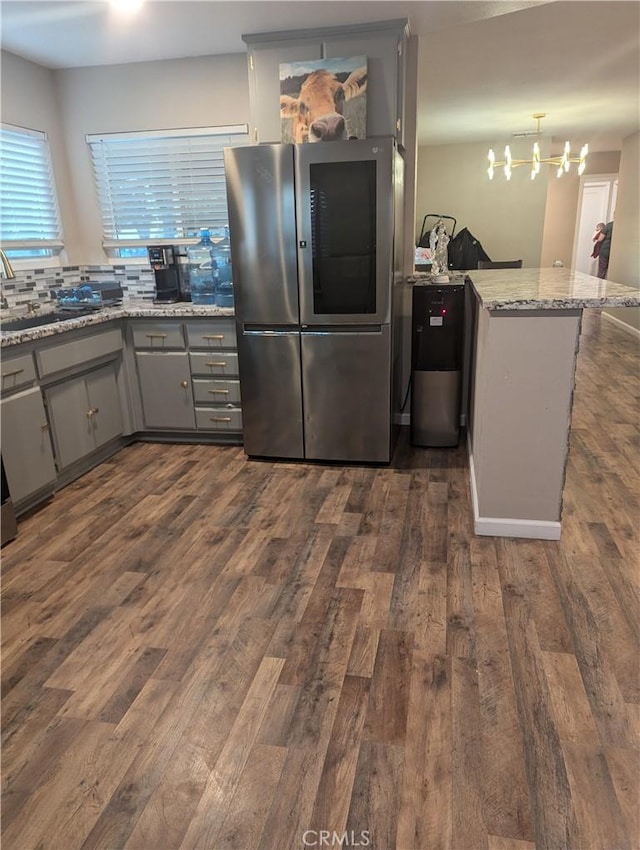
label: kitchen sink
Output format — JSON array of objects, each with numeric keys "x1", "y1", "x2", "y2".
[{"x1": 0, "y1": 309, "x2": 95, "y2": 332}]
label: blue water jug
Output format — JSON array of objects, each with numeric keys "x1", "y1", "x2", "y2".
[
  {"x1": 211, "y1": 227, "x2": 234, "y2": 308},
  {"x1": 187, "y1": 229, "x2": 216, "y2": 305}
]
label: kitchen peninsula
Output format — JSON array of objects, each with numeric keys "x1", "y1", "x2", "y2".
[
  {"x1": 2, "y1": 268, "x2": 638, "y2": 540},
  {"x1": 463, "y1": 267, "x2": 639, "y2": 539}
]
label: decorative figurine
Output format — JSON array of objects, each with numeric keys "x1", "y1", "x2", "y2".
[{"x1": 430, "y1": 219, "x2": 450, "y2": 279}]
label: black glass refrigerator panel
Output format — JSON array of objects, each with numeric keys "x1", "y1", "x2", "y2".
[{"x1": 309, "y1": 160, "x2": 377, "y2": 315}]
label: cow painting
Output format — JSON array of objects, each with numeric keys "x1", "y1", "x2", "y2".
[{"x1": 279, "y1": 58, "x2": 368, "y2": 143}]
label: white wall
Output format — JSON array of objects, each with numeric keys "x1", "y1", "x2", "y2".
[
  {"x1": 1, "y1": 50, "x2": 250, "y2": 264},
  {"x1": 603, "y1": 131, "x2": 640, "y2": 331},
  {"x1": 415, "y1": 139, "x2": 550, "y2": 268},
  {"x1": 540, "y1": 151, "x2": 620, "y2": 268},
  {"x1": 0, "y1": 50, "x2": 80, "y2": 264}
]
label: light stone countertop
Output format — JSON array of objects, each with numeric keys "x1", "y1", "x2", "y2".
[
  {"x1": 463, "y1": 268, "x2": 638, "y2": 311},
  {"x1": 0, "y1": 300, "x2": 234, "y2": 348},
  {"x1": 2, "y1": 269, "x2": 639, "y2": 349}
]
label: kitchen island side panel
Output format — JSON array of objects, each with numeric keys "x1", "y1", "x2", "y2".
[{"x1": 470, "y1": 308, "x2": 581, "y2": 533}]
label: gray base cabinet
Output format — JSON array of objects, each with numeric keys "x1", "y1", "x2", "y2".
[
  {"x1": 1, "y1": 387, "x2": 57, "y2": 504},
  {"x1": 130, "y1": 318, "x2": 241, "y2": 435},
  {"x1": 0, "y1": 313, "x2": 241, "y2": 518},
  {"x1": 135, "y1": 352, "x2": 196, "y2": 430},
  {"x1": 45, "y1": 364, "x2": 123, "y2": 469}
]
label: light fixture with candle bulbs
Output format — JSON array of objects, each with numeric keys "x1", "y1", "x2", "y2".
[{"x1": 487, "y1": 113, "x2": 588, "y2": 181}]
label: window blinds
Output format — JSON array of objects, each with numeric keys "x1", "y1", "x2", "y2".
[
  {"x1": 0, "y1": 123, "x2": 63, "y2": 253},
  {"x1": 86, "y1": 125, "x2": 248, "y2": 246}
]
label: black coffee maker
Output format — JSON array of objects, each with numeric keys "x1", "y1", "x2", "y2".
[{"x1": 149, "y1": 245, "x2": 190, "y2": 302}]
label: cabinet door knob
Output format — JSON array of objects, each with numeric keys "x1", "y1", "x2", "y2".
[
  {"x1": 181, "y1": 380, "x2": 188, "y2": 388},
  {"x1": 41, "y1": 422, "x2": 50, "y2": 431},
  {"x1": 86, "y1": 407, "x2": 99, "y2": 418}
]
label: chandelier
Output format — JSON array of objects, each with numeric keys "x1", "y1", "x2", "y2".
[{"x1": 487, "y1": 113, "x2": 588, "y2": 181}]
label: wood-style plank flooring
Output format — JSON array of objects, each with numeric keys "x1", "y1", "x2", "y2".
[{"x1": 2, "y1": 309, "x2": 639, "y2": 850}]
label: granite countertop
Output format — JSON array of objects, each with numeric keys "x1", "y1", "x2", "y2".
[
  {"x1": 467, "y1": 268, "x2": 639, "y2": 311},
  {"x1": 0, "y1": 300, "x2": 235, "y2": 348},
  {"x1": 3, "y1": 269, "x2": 639, "y2": 348}
]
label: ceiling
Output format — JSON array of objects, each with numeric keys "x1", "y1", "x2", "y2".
[{"x1": 1, "y1": 1, "x2": 639, "y2": 150}]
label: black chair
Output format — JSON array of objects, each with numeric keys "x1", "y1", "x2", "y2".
[{"x1": 477, "y1": 260, "x2": 523, "y2": 269}]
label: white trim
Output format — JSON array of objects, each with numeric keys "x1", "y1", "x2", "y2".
[
  {"x1": 571, "y1": 172, "x2": 618, "y2": 272},
  {"x1": 86, "y1": 124, "x2": 248, "y2": 144},
  {"x1": 0, "y1": 121, "x2": 47, "y2": 140},
  {"x1": 467, "y1": 434, "x2": 562, "y2": 540},
  {"x1": 601, "y1": 310, "x2": 640, "y2": 339}
]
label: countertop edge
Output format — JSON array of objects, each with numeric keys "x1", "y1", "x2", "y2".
[{"x1": 1, "y1": 304, "x2": 235, "y2": 348}]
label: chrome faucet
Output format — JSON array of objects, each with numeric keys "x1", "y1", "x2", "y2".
[
  {"x1": 0, "y1": 249, "x2": 15, "y2": 280},
  {"x1": 26, "y1": 301, "x2": 41, "y2": 315}
]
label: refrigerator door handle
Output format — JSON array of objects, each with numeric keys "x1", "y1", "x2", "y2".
[
  {"x1": 242, "y1": 325, "x2": 300, "y2": 335},
  {"x1": 301, "y1": 325, "x2": 384, "y2": 334}
]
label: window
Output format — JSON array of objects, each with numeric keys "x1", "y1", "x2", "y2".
[
  {"x1": 86, "y1": 125, "x2": 248, "y2": 257},
  {"x1": 0, "y1": 123, "x2": 63, "y2": 259}
]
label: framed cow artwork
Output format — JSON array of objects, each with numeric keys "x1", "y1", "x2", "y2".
[{"x1": 279, "y1": 56, "x2": 368, "y2": 144}]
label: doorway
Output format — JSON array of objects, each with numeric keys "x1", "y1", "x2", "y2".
[{"x1": 572, "y1": 175, "x2": 618, "y2": 274}]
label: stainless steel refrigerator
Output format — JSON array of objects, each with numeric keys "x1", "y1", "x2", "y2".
[{"x1": 224, "y1": 137, "x2": 404, "y2": 463}]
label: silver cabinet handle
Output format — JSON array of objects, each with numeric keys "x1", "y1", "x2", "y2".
[
  {"x1": 207, "y1": 388, "x2": 229, "y2": 394},
  {"x1": 205, "y1": 361, "x2": 227, "y2": 368},
  {"x1": 210, "y1": 416, "x2": 232, "y2": 422},
  {"x1": 86, "y1": 407, "x2": 99, "y2": 418},
  {"x1": 202, "y1": 334, "x2": 225, "y2": 340},
  {"x1": 146, "y1": 333, "x2": 167, "y2": 339}
]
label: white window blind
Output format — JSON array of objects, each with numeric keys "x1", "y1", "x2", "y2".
[
  {"x1": 86, "y1": 125, "x2": 248, "y2": 247},
  {"x1": 0, "y1": 123, "x2": 63, "y2": 257}
]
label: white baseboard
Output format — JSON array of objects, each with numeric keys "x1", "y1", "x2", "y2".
[
  {"x1": 601, "y1": 310, "x2": 640, "y2": 339},
  {"x1": 467, "y1": 436, "x2": 562, "y2": 541}
]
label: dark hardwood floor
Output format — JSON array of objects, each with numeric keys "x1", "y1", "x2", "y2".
[{"x1": 1, "y1": 309, "x2": 639, "y2": 850}]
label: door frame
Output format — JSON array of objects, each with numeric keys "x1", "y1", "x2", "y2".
[{"x1": 571, "y1": 173, "x2": 618, "y2": 273}]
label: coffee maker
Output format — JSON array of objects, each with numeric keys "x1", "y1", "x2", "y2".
[{"x1": 148, "y1": 245, "x2": 190, "y2": 302}]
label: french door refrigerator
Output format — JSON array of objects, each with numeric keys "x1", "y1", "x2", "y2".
[{"x1": 224, "y1": 137, "x2": 403, "y2": 463}]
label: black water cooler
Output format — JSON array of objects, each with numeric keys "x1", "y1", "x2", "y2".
[{"x1": 410, "y1": 283, "x2": 465, "y2": 447}]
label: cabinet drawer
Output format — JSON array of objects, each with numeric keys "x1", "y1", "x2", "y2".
[
  {"x1": 131, "y1": 322, "x2": 185, "y2": 350},
  {"x1": 195, "y1": 406, "x2": 242, "y2": 431},
  {"x1": 192, "y1": 378, "x2": 241, "y2": 404},
  {"x1": 1, "y1": 353, "x2": 37, "y2": 392},
  {"x1": 189, "y1": 351, "x2": 239, "y2": 376},
  {"x1": 37, "y1": 328, "x2": 123, "y2": 377},
  {"x1": 186, "y1": 320, "x2": 236, "y2": 349}
]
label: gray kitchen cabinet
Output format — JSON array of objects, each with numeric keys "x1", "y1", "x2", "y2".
[
  {"x1": 244, "y1": 19, "x2": 409, "y2": 145},
  {"x1": 135, "y1": 352, "x2": 196, "y2": 430},
  {"x1": 245, "y1": 41, "x2": 323, "y2": 143},
  {"x1": 188, "y1": 320, "x2": 242, "y2": 436},
  {"x1": 45, "y1": 363, "x2": 123, "y2": 469},
  {"x1": 324, "y1": 30, "x2": 406, "y2": 144},
  {"x1": 1, "y1": 386, "x2": 57, "y2": 505}
]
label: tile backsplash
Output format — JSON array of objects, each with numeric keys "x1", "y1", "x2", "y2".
[{"x1": 1, "y1": 264, "x2": 156, "y2": 311}]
